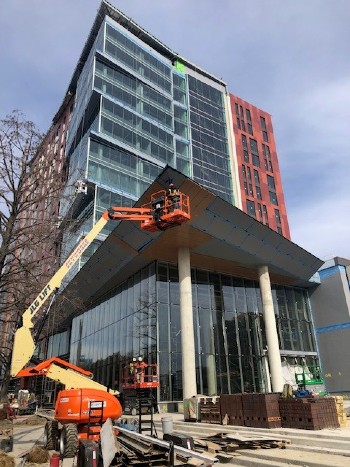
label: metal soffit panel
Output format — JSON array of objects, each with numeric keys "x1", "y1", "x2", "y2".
[
  {"x1": 62, "y1": 166, "x2": 323, "y2": 318},
  {"x1": 114, "y1": 221, "x2": 157, "y2": 252},
  {"x1": 191, "y1": 196, "x2": 323, "y2": 280},
  {"x1": 68, "y1": 236, "x2": 136, "y2": 300}
]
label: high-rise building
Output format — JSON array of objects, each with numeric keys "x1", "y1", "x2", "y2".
[
  {"x1": 0, "y1": 100, "x2": 72, "y2": 387},
  {"x1": 230, "y1": 95, "x2": 290, "y2": 239},
  {"x1": 3, "y1": 1, "x2": 326, "y2": 404},
  {"x1": 60, "y1": 1, "x2": 240, "y2": 280},
  {"x1": 59, "y1": 3, "x2": 291, "y2": 284}
]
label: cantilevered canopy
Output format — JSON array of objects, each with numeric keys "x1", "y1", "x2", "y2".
[{"x1": 61, "y1": 166, "x2": 323, "y2": 324}]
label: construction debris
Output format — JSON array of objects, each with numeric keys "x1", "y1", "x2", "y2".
[
  {"x1": 193, "y1": 431, "x2": 289, "y2": 456},
  {"x1": 26, "y1": 446, "x2": 50, "y2": 463},
  {"x1": 116, "y1": 427, "x2": 289, "y2": 465},
  {"x1": 117, "y1": 426, "x2": 216, "y2": 466},
  {"x1": 0, "y1": 419, "x2": 13, "y2": 453},
  {"x1": 0, "y1": 451, "x2": 15, "y2": 467},
  {"x1": 12, "y1": 415, "x2": 47, "y2": 427},
  {"x1": 117, "y1": 430, "x2": 170, "y2": 465},
  {"x1": 0, "y1": 419, "x2": 13, "y2": 435}
]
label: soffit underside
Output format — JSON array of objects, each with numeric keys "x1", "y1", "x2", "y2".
[{"x1": 60, "y1": 166, "x2": 323, "y2": 324}]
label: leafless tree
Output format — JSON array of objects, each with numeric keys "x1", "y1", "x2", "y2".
[{"x1": 0, "y1": 111, "x2": 66, "y2": 398}]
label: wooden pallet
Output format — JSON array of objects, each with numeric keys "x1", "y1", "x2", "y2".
[{"x1": 193, "y1": 431, "x2": 290, "y2": 457}]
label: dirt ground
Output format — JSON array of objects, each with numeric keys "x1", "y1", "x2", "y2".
[
  {"x1": 0, "y1": 416, "x2": 49, "y2": 467},
  {"x1": 13, "y1": 415, "x2": 46, "y2": 426},
  {"x1": 0, "y1": 451, "x2": 15, "y2": 467},
  {"x1": 0, "y1": 418, "x2": 13, "y2": 432}
]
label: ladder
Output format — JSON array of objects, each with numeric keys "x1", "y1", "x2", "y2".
[
  {"x1": 87, "y1": 401, "x2": 104, "y2": 438},
  {"x1": 138, "y1": 394, "x2": 157, "y2": 438}
]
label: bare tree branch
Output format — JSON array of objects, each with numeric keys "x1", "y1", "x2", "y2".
[{"x1": 0, "y1": 111, "x2": 69, "y2": 399}]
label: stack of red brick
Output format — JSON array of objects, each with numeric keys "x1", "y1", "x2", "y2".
[
  {"x1": 219, "y1": 393, "x2": 281, "y2": 428},
  {"x1": 198, "y1": 397, "x2": 221, "y2": 424},
  {"x1": 279, "y1": 397, "x2": 340, "y2": 430},
  {"x1": 220, "y1": 394, "x2": 244, "y2": 426},
  {"x1": 199, "y1": 394, "x2": 341, "y2": 430}
]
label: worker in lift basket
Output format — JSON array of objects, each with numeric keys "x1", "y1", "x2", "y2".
[
  {"x1": 129, "y1": 357, "x2": 137, "y2": 382},
  {"x1": 136, "y1": 356, "x2": 147, "y2": 383},
  {"x1": 167, "y1": 183, "x2": 180, "y2": 212},
  {"x1": 152, "y1": 196, "x2": 165, "y2": 222}
]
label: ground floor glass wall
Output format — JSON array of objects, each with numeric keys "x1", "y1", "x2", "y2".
[
  {"x1": 157, "y1": 262, "x2": 317, "y2": 401},
  {"x1": 69, "y1": 261, "x2": 317, "y2": 401},
  {"x1": 70, "y1": 263, "x2": 157, "y2": 389}
]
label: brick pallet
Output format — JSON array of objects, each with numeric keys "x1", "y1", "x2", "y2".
[
  {"x1": 242, "y1": 393, "x2": 281, "y2": 429},
  {"x1": 220, "y1": 394, "x2": 244, "y2": 426},
  {"x1": 332, "y1": 396, "x2": 348, "y2": 427},
  {"x1": 279, "y1": 397, "x2": 340, "y2": 430},
  {"x1": 219, "y1": 393, "x2": 281, "y2": 428},
  {"x1": 199, "y1": 397, "x2": 221, "y2": 424}
]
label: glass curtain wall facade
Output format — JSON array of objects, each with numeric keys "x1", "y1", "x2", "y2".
[
  {"x1": 70, "y1": 263, "x2": 157, "y2": 389},
  {"x1": 188, "y1": 75, "x2": 233, "y2": 203},
  {"x1": 69, "y1": 261, "x2": 317, "y2": 401},
  {"x1": 61, "y1": 17, "x2": 192, "y2": 273},
  {"x1": 60, "y1": 15, "x2": 236, "y2": 277}
]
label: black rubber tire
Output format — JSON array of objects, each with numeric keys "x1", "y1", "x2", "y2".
[
  {"x1": 44, "y1": 420, "x2": 59, "y2": 450},
  {"x1": 59, "y1": 423, "x2": 78, "y2": 458}
]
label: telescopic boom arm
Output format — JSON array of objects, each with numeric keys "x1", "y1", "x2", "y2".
[{"x1": 10, "y1": 190, "x2": 190, "y2": 377}]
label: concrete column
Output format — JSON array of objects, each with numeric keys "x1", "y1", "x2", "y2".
[
  {"x1": 258, "y1": 265, "x2": 284, "y2": 392},
  {"x1": 178, "y1": 247, "x2": 197, "y2": 399},
  {"x1": 263, "y1": 351, "x2": 272, "y2": 393},
  {"x1": 206, "y1": 354, "x2": 217, "y2": 396}
]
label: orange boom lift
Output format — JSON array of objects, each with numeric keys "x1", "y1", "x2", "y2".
[{"x1": 10, "y1": 186, "x2": 190, "y2": 458}]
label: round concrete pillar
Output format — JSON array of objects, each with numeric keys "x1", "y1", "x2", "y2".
[
  {"x1": 258, "y1": 265, "x2": 284, "y2": 392},
  {"x1": 178, "y1": 247, "x2": 197, "y2": 399}
]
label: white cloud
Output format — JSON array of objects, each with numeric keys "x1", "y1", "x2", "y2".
[
  {"x1": 0, "y1": 0, "x2": 349, "y2": 261},
  {"x1": 282, "y1": 78, "x2": 350, "y2": 155},
  {"x1": 274, "y1": 77, "x2": 350, "y2": 260},
  {"x1": 290, "y1": 184, "x2": 349, "y2": 260}
]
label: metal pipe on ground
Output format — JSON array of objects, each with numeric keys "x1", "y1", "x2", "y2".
[{"x1": 116, "y1": 425, "x2": 218, "y2": 464}]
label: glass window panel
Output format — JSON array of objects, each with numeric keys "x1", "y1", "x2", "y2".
[
  {"x1": 269, "y1": 191, "x2": 278, "y2": 205},
  {"x1": 246, "y1": 200, "x2": 256, "y2": 218},
  {"x1": 69, "y1": 261, "x2": 315, "y2": 404},
  {"x1": 250, "y1": 138, "x2": 258, "y2": 153},
  {"x1": 267, "y1": 175, "x2": 276, "y2": 190}
]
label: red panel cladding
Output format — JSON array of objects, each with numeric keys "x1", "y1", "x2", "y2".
[{"x1": 230, "y1": 94, "x2": 291, "y2": 240}]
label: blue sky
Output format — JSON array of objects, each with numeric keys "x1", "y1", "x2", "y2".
[{"x1": 1, "y1": 0, "x2": 349, "y2": 261}]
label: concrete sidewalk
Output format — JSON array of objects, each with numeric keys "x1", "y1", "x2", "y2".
[
  {"x1": 10, "y1": 421, "x2": 74, "y2": 467},
  {"x1": 152, "y1": 412, "x2": 350, "y2": 466},
  {"x1": 11, "y1": 423, "x2": 45, "y2": 466},
  {"x1": 5, "y1": 412, "x2": 350, "y2": 466}
]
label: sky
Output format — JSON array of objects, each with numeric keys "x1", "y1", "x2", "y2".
[{"x1": 0, "y1": 0, "x2": 349, "y2": 262}]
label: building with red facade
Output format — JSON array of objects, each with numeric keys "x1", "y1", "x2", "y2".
[
  {"x1": 230, "y1": 94, "x2": 290, "y2": 239},
  {"x1": 0, "y1": 95, "x2": 73, "y2": 374}
]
